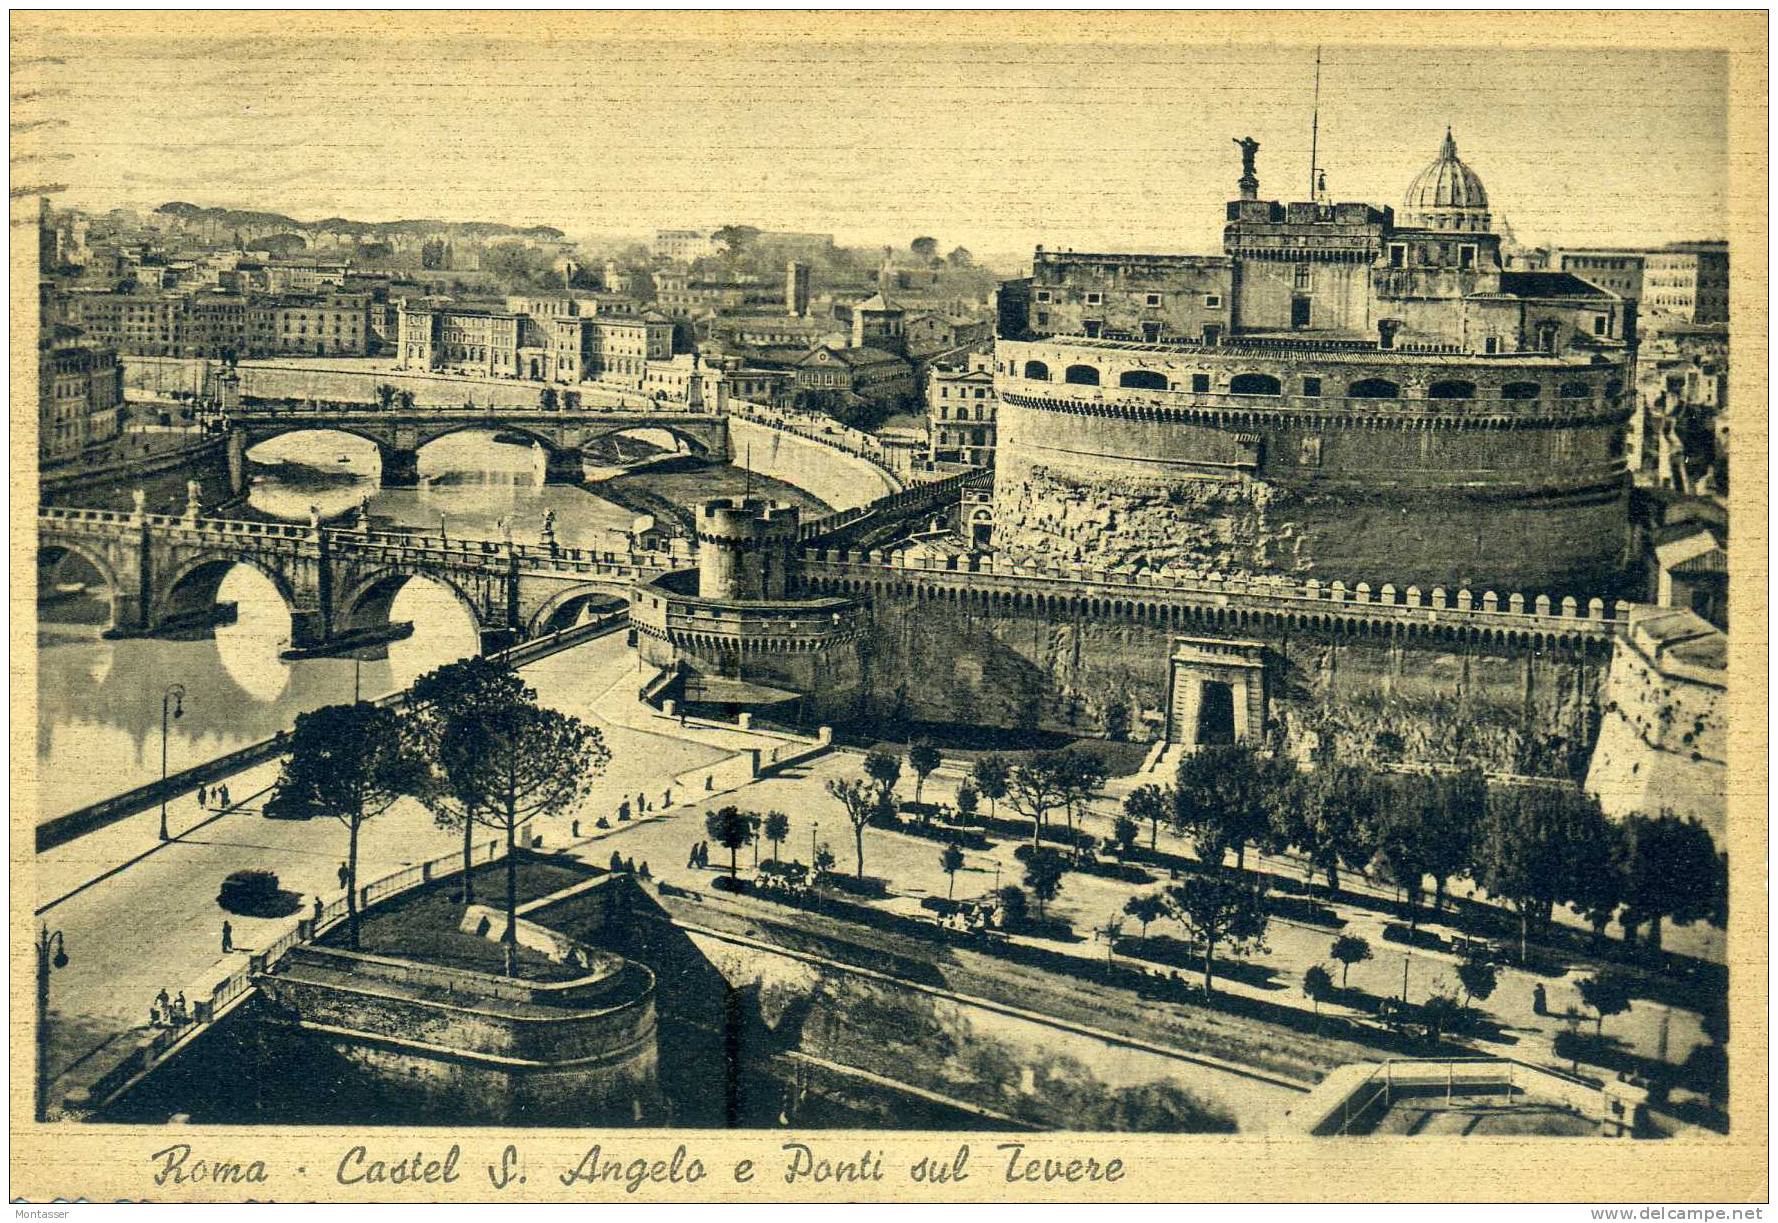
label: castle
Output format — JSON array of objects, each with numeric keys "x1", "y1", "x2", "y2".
[
  {"x1": 629, "y1": 135, "x2": 1720, "y2": 833},
  {"x1": 990, "y1": 131, "x2": 1634, "y2": 595}
]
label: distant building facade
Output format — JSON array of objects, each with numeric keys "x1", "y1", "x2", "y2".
[
  {"x1": 926, "y1": 346, "x2": 996, "y2": 466},
  {"x1": 38, "y1": 339, "x2": 124, "y2": 462}
]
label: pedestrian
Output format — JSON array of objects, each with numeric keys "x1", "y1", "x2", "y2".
[
  {"x1": 221, "y1": 921, "x2": 233, "y2": 953},
  {"x1": 1532, "y1": 982, "x2": 1547, "y2": 1016},
  {"x1": 154, "y1": 987, "x2": 170, "y2": 1027},
  {"x1": 638, "y1": 861, "x2": 651, "y2": 881},
  {"x1": 337, "y1": 861, "x2": 350, "y2": 889},
  {"x1": 172, "y1": 992, "x2": 188, "y2": 1024},
  {"x1": 572, "y1": 819, "x2": 580, "y2": 838},
  {"x1": 687, "y1": 843, "x2": 698, "y2": 869},
  {"x1": 197, "y1": 783, "x2": 208, "y2": 808},
  {"x1": 610, "y1": 850, "x2": 624, "y2": 872},
  {"x1": 624, "y1": 856, "x2": 636, "y2": 875},
  {"x1": 312, "y1": 897, "x2": 323, "y2": 923},
  {"x1": 220, "y1": 784, "x2": 230, "y2": 808}
]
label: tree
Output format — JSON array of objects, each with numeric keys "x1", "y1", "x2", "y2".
[
  {"x1": 1125, "y1": 783, "x2": 1171, "y2": 854},
  {"x1": 1278, "y1": 765, "x2": 1375, "y2": 895},
  {"x1": 409, "y1": 657, "x2": 533, "y2": 905},
  {"x1": 1419, "y1": 991, "x2": 1464, "y2": 1044},
  {"x1": 1056, "y1": 749, "x2": 1108, "y2": 839},
  {"x1": 1576, "y1": 972, "x2": 1633, "y2": 1038},
  {"x1": 1303, "y1": 964, "x2": 1334, "y2": 1029},
  {"x1": 704, "y1": 806, "x2": 753, "y2": 879},
  {"x1": 1621, "y1": 812, "x2": 1725, "y2": 949},
  {"x1": 1565, "y1": 807, "x2": 1627, "y2": 942},
  {"x1": 1022, "y1": 847, "x2": 1068, "y2": 919},
  {"x1": 825, "y1": 776, "x2": 877, "y2": 879},
  {"x1": 271, "y1": 703, "x2": 425, "y2": 949},
  {"x1": 906, "y1": 739, "x2": 941, "y2": 804},
  {"x1": 1007, "y1": 752, "x2": 1073, "y2": 849},
  {"x1": 1424, "y1": 768, "x2": 1486, "y2": 914},
  {"x1": 910, "y1": 236, "x2": 939, "y2": 263},
  {"x1": 395, "y1": 388, "x2": 416, "y2": 410},
  {"x1": 1165, "y1": 873, "x2": 1270, "y2": 994},
  {"x1": 972, "y1": 755, "x2": 1010, "y2": 820},
  {"x1": 1366, "y1": 773, "x2": 1437, "y2": 932},
  {"x1": 1174, "y1": 743, "x2": 1285, "y2": 872},
  {"x1": 1476, "y1": 785, "x2": 1608, "y2": 962},
  {"x1": 945, "y1": 246, "x2": 973, "y2": 269},
  {"x1": 863, "y1": 749, "x2": 902, "y2": 805},
  {"x1": 374, "y1": 382, "x2": 397, "y2": 410},
  {"x1": 437, "y1": 700, "x2": 607, "y2": 975},
  {"x1": 940, "y1": 842, "x2": 965, "y2": 899},
  {"x1": 762, "y1": 810, "x2": 790, "y2": 863},
  {"x1": 1102, "y1": 695, "x2": 1129, "y2": 741},
  {"x1": 813, "y1": 842, "x2": 837, "y2": 879},
  {"x1": 997, "y1": 884, "x2": 1029, "y2": 927},
  {"x1": 1097, "y1": 915, "x2": 1124, "y2": 967},
  {"x1": 1454, "y1": 955, "x2": 1499, "y2": 1013},
  {"x1": 954, "y1": 781, "x2": 980, "y2": 825},
  {"x1": 1112, "y1": 815, "x2": 1140, "y2": 860},
  {"x1": 1329, "y1": 933, "x2": 1373, "y2": 989},
  {"x1": 539, "y1": 386, "x2": 559, "y2": 411},
  {"x1": 711, "y1": 224, "x2": 761, "y2": 256},
  {"x1": 1123, "y1": 891, "x2": 1166, "y2": 939}
]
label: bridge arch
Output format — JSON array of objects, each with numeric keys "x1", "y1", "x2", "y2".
[
  {"x1": 527, "y1": 583, "x2": 632, "y2": 636},
  {"x1": 38, "y1": 539, "x2": 125, "y2": 628},
  {"x1": 153, "y1": 552, "x2": 299, "y2": 632},
  {"x1": 581, "y1": 422, "x2": 718, "y2": 459},
  {"x1": 336, "y1": 567, "x2": 486, "y2": 641}
]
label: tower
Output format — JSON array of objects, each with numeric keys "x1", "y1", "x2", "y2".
[
  {"x1": 695, "y1": 498, "x2": 802, "y2": 602},
  {"x1": 785, "y1": 260, "x2": 811, "y2": 318}
]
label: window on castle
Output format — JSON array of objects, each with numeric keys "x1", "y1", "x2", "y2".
[
  {"x1": 1388, "y1": 244, "x2": 1407, "y2": 269},
  {"x1": 1085, "y1": 292, "x2": 1103, "y2": 305},
  {"x1": 1460, "y1": 245, "x2": 1477, "y2": 271},
  {"x1": 1302, "y1": 376, "x2": 1322, "y2": 396},
  {"x1": 1293, "y1": 265, "x2": 1312, "y2": 291},
  {"x1": 1145, "y1": 293, "x2": 1163, "y2": 307},
  {"x1": 1204, "y1": 294, "x2": 1222, "y2": 309},
  {"x1": 1191, "y1": 374, "x2": 1211, "y2": 393}
]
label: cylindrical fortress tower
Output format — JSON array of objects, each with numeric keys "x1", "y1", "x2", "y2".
[
  {"x1": 991, "y1": 340, "x2": 1633, "y2": 595},
  {"x1": 695, "y1": 497, "x2": 802, "y2": 601}
]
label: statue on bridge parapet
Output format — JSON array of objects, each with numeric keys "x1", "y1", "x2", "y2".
[
  {"x1": 132, "y1": 487, "x2": 147, "y2": 521},
  {"x1": 183, "y1": 479, "x2": 203, "y2": 525},
  {"x1": 541, "y1": 508, "x2": 559, "y2": 555}
]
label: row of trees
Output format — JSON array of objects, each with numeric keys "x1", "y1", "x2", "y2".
[
  {"x1": 1146, "y1": 743, "x2": 1725, "y2": 962},
  {"x1": 267, "y1": 657, "x2": 609, "y2": 976}
]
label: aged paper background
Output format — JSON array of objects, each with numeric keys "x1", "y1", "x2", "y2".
[{"x1": 9, "y1": 8, "x2": 1768, "y2": 1203}]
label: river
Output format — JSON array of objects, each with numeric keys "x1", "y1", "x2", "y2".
[{"x1": 34, "y1": 429, "x2": 829, "y2": 822}]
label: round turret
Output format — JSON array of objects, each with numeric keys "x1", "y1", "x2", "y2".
[{"x1": 695, "y1": 497, "x2": 801, "y2": 601}]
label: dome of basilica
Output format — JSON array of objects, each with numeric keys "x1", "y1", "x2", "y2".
[{"x1": 1402, "y1": 128, "x2": 1492, "y2": 233}]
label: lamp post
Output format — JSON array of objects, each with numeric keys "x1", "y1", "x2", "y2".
[
  {"x1": 811, "y1": 822, "x2": 819, "y2": 874},
  {"x1": 159, "y1": 683, "x2": 186, "y2": 841},
  {"x1": 35, "y1": 927, "x2": 68, "y2": 1122},
  {"x1": 1401, "y1": 948, "x2": 1412, "y2": 1006}
]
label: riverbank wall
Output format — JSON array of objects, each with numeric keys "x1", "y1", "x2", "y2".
[{"x1": 728, "y1": 414, "x2": 902, "y2": 512}]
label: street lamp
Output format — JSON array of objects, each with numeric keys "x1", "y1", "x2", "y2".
[
  {"x1": 811, "y1": 822, "x2": 819, "y2": 873},
  {"x1": 159, "y1": 683, "x2": 186, "y2": 841},
  {"x1": 35, "y1": 927, "x2": 69, "y2": 1122}
]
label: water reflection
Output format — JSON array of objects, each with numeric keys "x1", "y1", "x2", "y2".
[
  {"x1": 247, "y1": 431, "x2": 635, "y2": 549},
  {"x1": 34, "y1": 567, "x2": 480, "y2": 823}
]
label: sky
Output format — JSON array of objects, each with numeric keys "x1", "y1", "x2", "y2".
[{"x1": 14, "y1": 19, "x2": 1731, "y2": 263}]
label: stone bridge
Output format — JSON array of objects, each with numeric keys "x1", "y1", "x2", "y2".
[
  {"x1": 221, "y1": 406, "x2": 731, "y2": 488},
  {"x1": 38, "y1": 503, "x2": 684, "y2": 652}
]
